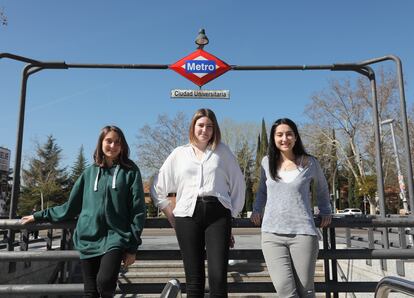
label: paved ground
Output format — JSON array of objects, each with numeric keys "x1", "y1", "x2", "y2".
[{"x1": 141, "y1": 227, "x2": 262, "y2": 250}]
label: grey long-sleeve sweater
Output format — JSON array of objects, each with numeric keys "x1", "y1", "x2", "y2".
[{"x1": 253, "y1": 156, "x2": 332, "y2": 236}]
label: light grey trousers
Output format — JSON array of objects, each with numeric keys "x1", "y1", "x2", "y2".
[{"x1": 262, "y1": 232, "x2": 319, "y2": 298}]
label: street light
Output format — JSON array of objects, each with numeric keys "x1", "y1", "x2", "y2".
[
  {"x1": 195, "y1": 28, "x2": 209, "y2": 49},
  {"x1": 380, "y1": 119, "x2": 410, "y2": 214}
]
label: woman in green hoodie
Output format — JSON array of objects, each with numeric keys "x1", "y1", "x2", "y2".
[{"x1": 21, "y1": 125, "x2": 146, "y2": 298}]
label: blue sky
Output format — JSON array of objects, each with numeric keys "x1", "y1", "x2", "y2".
[{"x1": 1, "y1": 1, "x2": 414, "y2": 170}]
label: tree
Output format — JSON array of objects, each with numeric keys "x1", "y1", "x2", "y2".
[
  {"x1": 146, "y1": 178, "x2": 159, "y2": 217},
  {"x1": 19, "y1": 135, "x2": 69, "y2": 215},
  {"x1": 236, "y1": 141, "x2": 254, "y2": 216},
  {"x1": 0, "y1": 167, "x2": 12, "y2": 217},
  {"x1": 303, "y1": 127, "x2": 341, "y2": 211},
  {"x1": 259, "y1": 118, "x2": 268, "y2": 157},
  {"x1": 69, "y1": 145, "x2": 88, "y2": 188},
  {"x1": 253, "y1": 118, "x2": 268, "y2": 194},
  {"x1": 136, "y1": 112, "x2": 189, "y2": 178},
  {"x1": 409, "y1": 105, "x2": 414, "y2": 160},
  {"x1": 304, "y1": 68, "x2": 400, "y2": 214},
  {"x1": 255, "y1": 135, "x2": 261, "y2": 168},
  {"x1": 0, "y1": 7, "x2": 7, "y2": 26},
  {"x1": 220, "y1": 118, "x2": 259, "y2": 154},
  {"x1": 220, "y1": 118, "x2": 259, "y2": 215}
]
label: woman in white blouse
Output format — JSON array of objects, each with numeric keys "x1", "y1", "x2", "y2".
[{"x1": 152, "y1": 108, "x2": 245, "y2": 297}]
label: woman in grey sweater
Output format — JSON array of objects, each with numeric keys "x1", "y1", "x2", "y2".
[{"x1": 251, "y1": 118, "x2": 332, "y2": 298}]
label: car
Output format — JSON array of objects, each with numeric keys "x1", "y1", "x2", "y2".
[{"x1": 338, "y1": 208, "x2": 363, "y2": 215}]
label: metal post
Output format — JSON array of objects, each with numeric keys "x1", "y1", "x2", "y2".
[
  {"x1": 381, "y1": 119, "x2": 413, "y2": 247},
  {"x1": 359, "y1": 55, "x2": 414, "y2": 214},
  {"x1": 392, "y1": 57, "x2": 414, "y2": 213},
  {"x1": 322, "y1": 228, "x2": 331, "y2": 298},
  {"x1": 8, "y1": 67, "x2": 30, "y2": 220},
  {"x1": 329, "y1": 227, "x2": 339, "y2": 298},
  {"x1": 363, "y1": 196, "x2": 368, "y2": 214},
  {"x1": 332, "y1": 167, "x2": 338, "y2": 213},
  {"x1": 381, "y1": 119, "x2": 409, "y2": 214},
  {"x1": 364, "y1": 66, "x2": 389, "y2": 270}
]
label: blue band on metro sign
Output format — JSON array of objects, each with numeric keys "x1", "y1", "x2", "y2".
[
  {"x1": 170, "y1": 49, "x2": 230, "y2": 87},
  {"x1": 185, "y1": 60, "x2": 216, "y2": 74}
]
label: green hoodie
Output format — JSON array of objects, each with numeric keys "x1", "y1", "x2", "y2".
[{"x1": 34, "y1": 163, "x2": 146, "y2": 259}]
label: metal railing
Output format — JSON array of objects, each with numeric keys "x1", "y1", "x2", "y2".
[
  {"x1": 1, "y1": 216, "x2": 414, "y2": 297},
  {"x1": 375, "y1": 276, "x2": 414, "y2": 297},
  {"x1": 160, "y1": 279, "x2": 182, "y2": 298}
]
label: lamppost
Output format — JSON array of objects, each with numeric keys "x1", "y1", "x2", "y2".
[
  {"x1": 195, "y1": 28, "x2": 209, "y2": 49},
  {"x1": 380, "y1": 119, "x2": 410, "y2": 214}
]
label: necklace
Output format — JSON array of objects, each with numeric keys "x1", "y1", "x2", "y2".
[{"x1": 280, "y1": 158, "x2": 297, "y2": 171}]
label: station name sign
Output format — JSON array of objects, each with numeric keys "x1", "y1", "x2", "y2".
[{"x1": 171, "y1": 89, "x2": 229, "y2": 99}]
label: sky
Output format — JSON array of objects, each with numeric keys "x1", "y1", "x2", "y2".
[{"x1": 1, "y1": 0, "x2": 414, "y2": 172}]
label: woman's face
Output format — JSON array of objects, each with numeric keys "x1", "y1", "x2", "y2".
[
  {"x1": 193, "y1": 116, "x2": 214, "y2": 146},
  {"x1": 274, "y1": 124, "x2": 296, "y2": 153},
  {"x1": 102, "y1": 130, "x2": 121, "y2": 162}
]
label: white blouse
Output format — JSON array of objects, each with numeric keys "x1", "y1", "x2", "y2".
[{"x1": 151, "y1": 142, "x2": 246, "y2": 217}]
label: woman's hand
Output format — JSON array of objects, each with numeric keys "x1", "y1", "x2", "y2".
[
  {"x1": 319, "y1": 215, "x2": 332, "y2": 228},
  {"x1": 250, "y1": 211, "x2": 262, "y2": 226},
  {"x1": 167, "y1": 215, "x2": 176, "y2": 229},
  {"x1": 123, "y1": 252, "x2": 136, "y2": 267},
  {"x1": 20, "y1": 215, "x2": 35, "y2": 225},
  {"x1": 229, "y1": 234, "x2": 235, "y2": 248},
  {"x1": 162, "y1": 205, "x2": 176, "y2": 229}
]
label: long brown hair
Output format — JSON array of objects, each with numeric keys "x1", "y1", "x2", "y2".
[
  {"x1": 189, "y1": 108, "x2": 221, "y2": 150},
  {"x1": 93, "y1": 125, "x2": 134, "y2": 169},
  {"x1": 268, "y1": 118, "x2": 309, "y2": 180}
]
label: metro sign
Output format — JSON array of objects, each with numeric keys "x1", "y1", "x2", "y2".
[{"x1": 170, "y1": 49, "x2": 231, "y2": 87}]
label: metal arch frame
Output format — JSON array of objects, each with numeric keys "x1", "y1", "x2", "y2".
[{"x1": 0, "y1": 52, "x2": 413, "y2": 242}]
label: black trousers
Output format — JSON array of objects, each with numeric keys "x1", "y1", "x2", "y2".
[
  {"x1": 80, "y1": 249, "x2": 123, "y2": 298},
  {"x1": 175, "y1": 197, "x2": 232, "y2": 298}
]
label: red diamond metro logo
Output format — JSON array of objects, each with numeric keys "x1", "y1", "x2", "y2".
[{"x1": 169, "y1": 49, "x2": 231, "y2": 87}]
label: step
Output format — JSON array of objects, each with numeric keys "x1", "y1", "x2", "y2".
[
  {"x1": 127, "y1": 260, "x2": 324, "y2": 271},
  {"x1": 114, "y1": 294, "x2": 280, "y2": 297},
  {"x1": 118, "y1": 260, "x2": 325, "y2": 284}
]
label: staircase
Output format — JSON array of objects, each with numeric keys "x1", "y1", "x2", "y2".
[{"x1": 115, "y1": 259, "x2": 325, "y2": 297}]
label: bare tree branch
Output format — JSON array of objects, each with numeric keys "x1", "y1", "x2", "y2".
[{"x1": 0, "y1": 7, "x2": 7, "y2": 26}]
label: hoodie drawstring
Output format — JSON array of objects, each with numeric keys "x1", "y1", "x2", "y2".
[
  {"x1": 112, "y1": 165, "x2": 120, "y2": 189},
  {"x1": 94, "y1": 165, "x2": 120, "y2": 191},
  {"x1": 94, "y1": 167, "x2": 101, "y2": 192}
]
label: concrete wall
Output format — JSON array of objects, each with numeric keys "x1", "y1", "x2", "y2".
[
  {"x1": 335, "y1": 244, "x2": 414, "y2": 298},
  {"x1": 0, "y1": 260, "x2": 59, "y2": 284}
]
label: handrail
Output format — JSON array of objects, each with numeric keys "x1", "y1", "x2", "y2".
[
  {"x1": 2, "y1": 215, "x2": 414, "y2": 230},
  {"x1": 375, "y1": 276, "x2": 414, "y2": 297},
  {"x1": 1, "y1": 217, "x2": 414, "y2": 296},
  {"x1": 160, "y1": 279, "x2": 182, "y2": 298},
  {"x1": 2, "y1": 248, "x2": 414, "y2": 261}
]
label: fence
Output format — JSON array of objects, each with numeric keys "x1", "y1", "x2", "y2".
[{"x1": 1, "y1": 215, "x2": 414, "y2": 297}]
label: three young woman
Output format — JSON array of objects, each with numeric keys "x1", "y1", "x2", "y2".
[
  {"x1": 251, "y1": 118, "x2": 332, "y2": 298},
  {"x1": 21, "y1": 126, "x2": 146, "y2": 298},
  {"x1": 21, "y1": 115, "x2": 332, "y2": 298},
  {"x1": 152, "y1": 108, "x2": 246, "y2": 297}
]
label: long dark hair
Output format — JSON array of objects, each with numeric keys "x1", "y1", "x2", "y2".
[
  {"x1": 268, "y1": 118, "x2": 309, "y2": 180},
  {"x1": 189, "y1": 108, "x2": 221, "y2": 150},
  {"x1": 93, "y1": 125, "x2": 134, "y2": 169}
]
